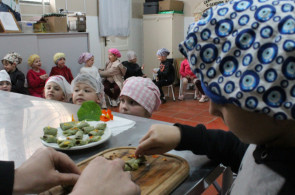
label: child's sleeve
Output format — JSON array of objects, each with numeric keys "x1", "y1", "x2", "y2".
[
  {"x1": 68, "y1": 68, "x2": 74, "y2": 83},
  {"x1": 179, "y1": 61, "x2": 186, "y2": 77},
  {"x1": 174, "y1": 123, "x2": 249, "y2": 173},
  {"x1": 27, "y1": 71, "x2": 42, "y2": 88}
]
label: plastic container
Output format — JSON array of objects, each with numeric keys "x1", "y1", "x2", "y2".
[
  {"x1": 19, "y1": 21, "x2": 35, "y2": 33},
  {"x1": 144, "y1": 2, "x2": 159, "y2": 14}
]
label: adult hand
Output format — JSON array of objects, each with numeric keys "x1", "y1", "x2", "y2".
[
  {"x1": 135, "y1": 124, "x2": 181, "y2": 157},
  {"x1": 13, "y1": 148, "x2": 80, "y2": 195},
  {"x1": 71, "y1": 157, "x2": 140, "y2": 195}
]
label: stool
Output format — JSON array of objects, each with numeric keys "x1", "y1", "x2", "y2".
[{"x1": 165, "y1": 84, "x2": 176, "y2": 101}]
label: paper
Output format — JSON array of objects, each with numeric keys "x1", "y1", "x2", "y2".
[
  {"x1": 107, "y1": 116, "x2": 136, "y2": 136},
  {"x1": 0, "y1": 12, "x2": 19, "y2": 31}
]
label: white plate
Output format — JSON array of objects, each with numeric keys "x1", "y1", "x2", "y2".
[{"x1": 41, "y1": 121, "x2": 112, "y2": 151}]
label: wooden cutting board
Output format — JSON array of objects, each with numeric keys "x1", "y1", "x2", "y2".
[{"x1": 41, "y1": 147, "x2": 189, "y2": 195}]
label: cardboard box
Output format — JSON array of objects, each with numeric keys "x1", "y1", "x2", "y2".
[
  {"x1": 44, "y1": 16, "x2": 67, "y2": 33},
  {"x1": 159, "y1": 0, "x2": 184, "y2": 12}
]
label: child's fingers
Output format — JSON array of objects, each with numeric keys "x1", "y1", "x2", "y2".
[{"x1": 138, "y1": 130, "x2": 152, "y2": 144}]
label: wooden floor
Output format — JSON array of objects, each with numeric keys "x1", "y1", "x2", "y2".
[{"x1": 109, "y1": 86, "x2": 229, "y2": 195}]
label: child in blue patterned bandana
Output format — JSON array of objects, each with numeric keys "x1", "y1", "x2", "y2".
[{"x1": 136, "y1": 0, "x2": 295, "y2": 193}]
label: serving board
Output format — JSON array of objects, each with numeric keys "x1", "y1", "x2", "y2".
[{"x1": 41, "y1": 147, "x2": 189, "y2": 195}]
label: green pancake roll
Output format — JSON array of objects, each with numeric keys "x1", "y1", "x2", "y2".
[
  {"x1": 41, "y1": 135, "x2": 58, "y2": 143},
  {"x1": 75, "y1": 139, "x2": 88, "y2": 146},
  {"x1": 43, "y1": 126, "x2": 58, "y2": 136},
  {"x1": 82, "y1": 126, "x2": 95, "y2": 134},
  {"x1": 60, "y1": 121, "x2": 76, "y2": 131},
  {"x1": 75, "y1": 130, "x2": 84, "y2": 140},
  {"x1": 88, "y1": 130, "x2": 104, "y2": 136},
  {"x1": 87, "y1": 136, "x2": 101, "y2": 143},
  {"x1": 63, "y1": 127, "x2": 79, "y2": 136},
  {"x1": 77, "y1": 121, "x2": 90, "y2": 129},
  {"x1": 95, "y1": 123, "x2": 107, "y2": 130},
  {"x1": 124, "y1": 156, "x2": 146, "y2": 171},
  {"x1": 58, "y1": 139, "x2": 76, "y2": 149}
]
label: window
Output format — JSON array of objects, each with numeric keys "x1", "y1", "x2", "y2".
[{"x1": 20, "y1": 0, "x2": 50, "y2": 4}]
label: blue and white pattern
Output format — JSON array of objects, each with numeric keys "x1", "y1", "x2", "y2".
[{"x1": 179, "y1": 0, "x2": 295, "y2": 120}]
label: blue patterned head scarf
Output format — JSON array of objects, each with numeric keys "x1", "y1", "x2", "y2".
[{"x1": 179, "y1": 0, "x2": 295, "y2": 120}]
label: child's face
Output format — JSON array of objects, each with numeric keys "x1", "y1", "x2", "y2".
[
  {"x1": 3, "y1": 61, "x2": 16, "y2": 73},
  {"x1": 0, "y1": 81, "x2": 11, "y2": 91},
  {"x1": 85, "y1": 57, "x2": 94, "y2": 67},
  {"x1": 72, "y1": 83, "x2": 99, "y2": 105},
  {"x1": 31, "y1": 58, "x2": 42, "y2": 70},
  {"x1": 157, "y1": 55, "x2": 167, "y2": 62},
  {"x1": 57, "y1": 58, "x2": 66, "y2": 68},
  {"x1": 129, "y1": 58, "x2": 137, "y2": 63},
  {"x1": 108, "y1": 52, "x2": 117, "y2": 62},
  {"x1": 119, "y1": 95, "x2": 150, "y2": 118},
  {"x1": 44, "y1": 82, "x2": 65, "y2": 101},
  {"x1": 209, "y1": 101, "x2": 295, "y2": 147}
]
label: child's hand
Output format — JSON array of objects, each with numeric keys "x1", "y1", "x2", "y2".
[
  {"x1": 141, "y1": 64, "x2": 144, "y2": 70},
  {"x1": 185, "y1": 75, "x2": 190, "y2": 79},
  {"x1": 135, "y1": 124, "x2": 181, "y2": 157},
  {"x1": 40, "y1": 74, "x2": 49, "y2": 80}
]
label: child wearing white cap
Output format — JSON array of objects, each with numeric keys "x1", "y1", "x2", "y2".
[
  {"x1": 119, "y1": 77, "x2": 161, "y2": 118},
  {"x1": 72, "y1": 73, "x2": 105, "y2": 107},
  {"x1": 122, "y1": 50, "x2": 145, "y2": 80},
  {"x1": 136, "y1": 0, "x2": 295, "y2": 193},
  {"x1": 0, "y1": 70, "x2": 12, "y2": 92},
  {"x1": 44, "y1": 75, "x2": 72, "y2": 102}
]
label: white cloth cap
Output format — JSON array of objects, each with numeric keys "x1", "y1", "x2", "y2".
[
  {"x1": 0, "y1": 70, "x2": 11, "y2": 83},
  {"x1": 127, "y1": 51, "x2": 137, "y2": 61}
]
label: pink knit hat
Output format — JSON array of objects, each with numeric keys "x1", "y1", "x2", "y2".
[
  {"x1": 120, "y1": 77, "x2": 161, "y2": 114},
  {"x1": 108, "y1": 48, "x2": 121, "y2": 58},
  {"x1": 78, "y1": 52, "x2": 93, "y2": 64}
]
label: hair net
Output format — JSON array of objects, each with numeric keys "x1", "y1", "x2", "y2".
[
  {"x1": 179, "y1": 0, "x2": 295, "y2": 120},
  {"x1": 2, "y1": 52, "x2": 22, "y2": 65},
  {"x1": 127, "y1": 50, "x2": 137, "y2": 61},
  {"x1": 157, "y1": 48, "x2": 170, "y2": 57},
  {"x1": 108, "y1": 48, "x2": 121, "y2": 58},
  {"x1": 78, "y1": 52, "x2": 94, "y2": 64},
  {"x1": 28, "y1": 54, "x2": 40, "y2": 66},
  {"x1": 0, "y1": 70, "x2": 11, "y2": 83},
  {"x1": 120, "y1": 77, "x2": 161, "y2": 114},
  {"x1": 71, "y1": 73, "x2": 104, "y2": 94}
]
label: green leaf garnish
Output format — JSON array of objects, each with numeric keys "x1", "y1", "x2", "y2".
[{"x1": 77, "y1": 101, "x2": 102, "y2": 121}]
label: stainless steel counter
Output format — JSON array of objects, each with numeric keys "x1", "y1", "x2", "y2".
[{"x1": 0, "y1": 91, "x2": 223, "y2": 194}]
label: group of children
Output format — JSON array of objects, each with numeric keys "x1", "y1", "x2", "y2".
[{"x1": 0, "y1": 49, "x2": 162, "y2": 118}]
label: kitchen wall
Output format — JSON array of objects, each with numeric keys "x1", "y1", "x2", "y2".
[{"x1": 19, "y1": 0, "x2": 200, "y2": 68}]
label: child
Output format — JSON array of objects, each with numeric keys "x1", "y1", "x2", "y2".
[
  {"x1": 72, "y1": 73, "x2": 104, "y2": 107},
  {"x1": 44, "y1": 75, "x2": 72, "y2": 102},
  {"x1": 99, "y1": 48, "x2": 126, "y2": 107},
  {"x1": 119, "y1": 77, "x2": 161, "y2": 118},
  {"x1": 78, "y1": 52, "x2": 101, "y2": 81},
  {"x1": 136, "y1": 0, "x2": 295, "y2": 193},
  {"x1": 1, "y1": 52, "x2": 27, "y2": 94},
  {"x1": 0, "y1": 70, "x2": 12, "y2": 91},
  {"x1": 122, "y1": 50, "x2": 145, "y2": 80},
  {"x1": 179, "y1": 57, "x2": 208, "y2": 102},
  {"x1": 50, "y1": 52, "x2": 73, "y2": 83},
  {"x1": 26, "y1": 54, "x2": 48, "y2": 97},
  {"x1": 153, "y1": 48, "x2": 175, "y2": 103}
]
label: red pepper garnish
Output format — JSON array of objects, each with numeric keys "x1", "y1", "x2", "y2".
[{"x1": 152, "y1": 155, "x2": 159, "y2": 158}]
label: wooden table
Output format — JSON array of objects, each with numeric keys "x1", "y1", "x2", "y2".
[{"x1": 0, "y1": 91, "x2": 225, "y2": 194}]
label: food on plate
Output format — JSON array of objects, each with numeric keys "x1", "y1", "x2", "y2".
[
  {"x1": 41, "y1": 121, "x2": 107, "y2": 149},
  {"x1": 43, "y1": 126, "x2": 58, "y2": 136}
]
